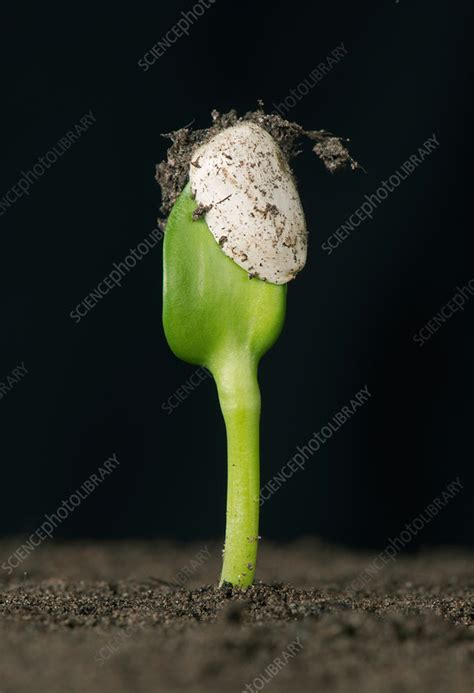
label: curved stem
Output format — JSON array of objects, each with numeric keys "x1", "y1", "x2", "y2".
[{"x1": 211, "y1": 352, "x2": 261, "y2": 587}]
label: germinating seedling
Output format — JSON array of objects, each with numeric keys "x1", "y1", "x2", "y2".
[{"x1": 161, "y1": 118, "x2": 352, "y2": 587}]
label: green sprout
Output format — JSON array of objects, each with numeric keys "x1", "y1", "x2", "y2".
[
  {"x1": 160, "y1": 115, "x2": 355, "y2": 587},
  {"x1": 163, "y1": 183, "x2": 286, "y2": 587}
]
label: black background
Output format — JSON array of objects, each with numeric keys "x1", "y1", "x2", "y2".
[{"x1": 0, "y1": 0, "x2": 472, "y2": 549}]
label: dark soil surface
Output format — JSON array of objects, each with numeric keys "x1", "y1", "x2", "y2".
[{"x1": 0, "y1": 539, "x2": 473, "y2": 692}]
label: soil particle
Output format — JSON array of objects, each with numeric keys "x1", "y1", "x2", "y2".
[
  {"x1": 191, "y1": 202, "x2": 212, "y2": 220},
  {"x1": 307, "y1": 131, "x2": 361, "y2": 174},
  {"x1": 1, "y1": 539, "x2": 472, "y2": 692},
  {"x1": 155, "y1": 104, "x2": 360, "y2": 220}
]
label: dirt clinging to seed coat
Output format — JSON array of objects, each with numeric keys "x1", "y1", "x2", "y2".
[{"x1": 155, "y1": 104, "x2": 360, "y2": 221}]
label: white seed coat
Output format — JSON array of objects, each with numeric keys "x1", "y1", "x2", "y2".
[{"x1": 189, "y1": 122, "x2": 307, "y2": 284}]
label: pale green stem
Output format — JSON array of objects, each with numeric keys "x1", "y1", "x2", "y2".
[{"x1": 210, "y1": 351, "x2": 261, "y2": 587}]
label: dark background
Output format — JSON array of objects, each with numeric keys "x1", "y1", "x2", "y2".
[{"x1": 0, "y1": 0, "x2": 472, "y2": 550}]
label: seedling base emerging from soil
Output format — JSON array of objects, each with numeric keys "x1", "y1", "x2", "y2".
[{"x1": 163, "y1": 184, "x2": 286, "y2": 586}]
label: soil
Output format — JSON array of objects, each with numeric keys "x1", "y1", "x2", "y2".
[
  {"x1": 0, "y1": 539, "x2": 472, "y2": 693},
  {"x1": 155, "y1": 104, "x2": 360, "y2": 220}
]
